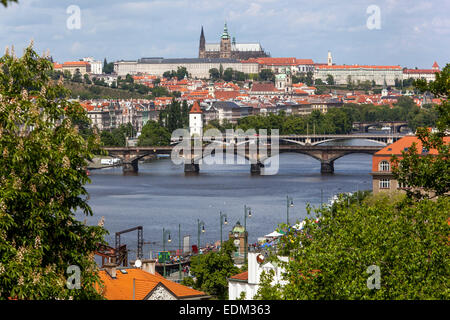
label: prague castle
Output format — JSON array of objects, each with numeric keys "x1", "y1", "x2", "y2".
[{"x1": 199, "y1": 23, "x2": 269, "y2": 60}]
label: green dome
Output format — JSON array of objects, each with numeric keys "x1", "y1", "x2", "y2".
[
  {"x1": 231, "y1": 221, "x2": 245, "y2": 234},
  {"x1": 221, "y1": 23, "x2": 230, "y2": 40}
]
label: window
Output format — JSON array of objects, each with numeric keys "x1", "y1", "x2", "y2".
[
  {"x1": 379, "y1": 179, "x2": 390, "y2": 189},
  {"x1": 379, "y1": 160, "x2": 390, "y2": 172}
]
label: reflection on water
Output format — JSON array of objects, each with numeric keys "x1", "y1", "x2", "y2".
[{"x1": 79, "y1": 141, "x2": 375, "y2": 260}]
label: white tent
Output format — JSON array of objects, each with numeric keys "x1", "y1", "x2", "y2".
[{"x1": 264, "y1": 231, "x2": 283, "y2": 238}]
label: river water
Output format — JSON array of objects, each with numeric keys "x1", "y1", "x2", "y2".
[{"x1": 78, "y1": 138, "x2": 381, "y2": 261}]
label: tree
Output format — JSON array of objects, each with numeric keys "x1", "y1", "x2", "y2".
[
  {"x1": 187, "y1": 239, "x2": 240, "y2": 299},
  {"x1": 326, "y1": 74, "x2": 335, "y2": 85},
  {"x1": 83, "y1": 74, "x2": 92, "y2": 85},
  {"x1": 259, "y1": 69, "x2": 274, "y2": 82},
  {"x1": 138, "y1": 121, "x2": 170, "y2": 146},
  {"x1": 102, "y1": 58, "x2": 114, "y2": 74},
  {"x1": 223, "y1": 68, "x2": 234, "y2": 82},
  {"x1": 392, "y1": 63, "x2": 450, "y2": 199},
  {"x1": 255, "y1": 192, "x2": 450, "y2": 299},
  {"x1": 305, "y1": 71, "x2": 314, "y2": 86},
  {"x1": 0, "y1": 44, "x2": 107, "y2": 299},
  {"x1": 72, "y1": 69, "x2": 83, "y2": 83},
  {"x1": 209, "y1": 68, "x2": 220, "y2": 80},
  {"x1": 1, "y1": 0, "x2": 17, "y2": 7},
  {"x1": 176, "y1": 66, "x2": 189, "y2": 80}
]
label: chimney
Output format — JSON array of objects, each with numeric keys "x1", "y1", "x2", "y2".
[
  {"x1": 247, "y1": 252, "x2": 258, "y2": 285},
  {"x1": 104, "y1": 263, "x2": 117, "y2": 279},
  {"x1": 141, "y1": 259, "x2": 157, "y2": 275}
]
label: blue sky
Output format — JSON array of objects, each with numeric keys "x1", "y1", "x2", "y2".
[{"x1": 0, "y1": 0, "x2": 448, "y2": 68}]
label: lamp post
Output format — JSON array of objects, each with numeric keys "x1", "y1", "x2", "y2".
[
  {"x1": 286, "y1": 195, "x2": 294, "y2": 225},
  {"x1": 178, "y1": 224, "x2": 182, "y2": 281},
  {"x1": 244, "y1": 205, "x2": 252, "y2": 264},
  {"x1": 197, "y1": 219, "x2": 205, "y2": 254},
  {"x1": 162, "y1": 228, "x2": 171, "y2": 277},
  {"x1": 219, "y1": 211, "x2": 228, "y2": 248}
]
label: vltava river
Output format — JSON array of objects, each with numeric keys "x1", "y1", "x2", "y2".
[{"x1": 79, "y1": 139, "x2": 377, "y2": 260}]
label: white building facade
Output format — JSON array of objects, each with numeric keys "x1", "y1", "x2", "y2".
[
  {"x1": 114, "y1": 58, "x2": 259, "y2": 79},
  {"x1": 314, "y1": 65, "x2": 403, "y2": 85},
  {"x1": 228, "y1": 252, "x2": 288, "y2": 300}
]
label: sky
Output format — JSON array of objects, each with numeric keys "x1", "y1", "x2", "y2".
[{"x1": 0, "y1": 0, "x2": 449, "y2": 68}]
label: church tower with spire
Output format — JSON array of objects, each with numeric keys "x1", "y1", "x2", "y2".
[
  {"x1": 199, "y1": 26, "x2": 206, "y2": 58},
  {"x1": 220, "y1": 23, "x2": 231, "y2": 59}
]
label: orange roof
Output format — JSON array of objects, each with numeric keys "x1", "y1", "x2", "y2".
[
  {"x1": 229, "y1": 271, "x2": 248, "y2": 281},
  {"x1": 98, "y1": 268, "x2": 206, "y2": 300},
  {"x1": 318, "y1": 65, "x2": 402, "y2": 70},
  {"x1": 244, "y1": 57, "x2": 314, "y2": 66},
  {"x1": 375, "y1": 136, "x2": 450, "y2": 156},
  {"x1": 403, "y1": 69, "x2": 439, "y2": 74},
  {"x1": 190, "y1": 101, "x2": 202, "y2": 114},
  {"x1": 215, "y1": 90, "x2": 240, "y2": 100},
  {"x1": 63, "y1": 61, "x2": 90, "y2": 67}
]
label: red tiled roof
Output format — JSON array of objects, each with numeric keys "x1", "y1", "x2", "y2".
[
  {"x1": 318, "y1": 65, "x2": 402, "y2": 70},
  {"x1": 403, "y1": 69, "x2": 439, "y2": 74},
  {"x1": 250, "y1": 82, "x2": 279, "y2": 93},
  {"x1": 229, "y1": 271, "x2": 248, "y2": 281},
  {"x1": 190, "y1": 101, "x2": 202, "y2": 113},
  {"x1": 215, "y1": 90, "x2": 240, "y2": 100},
  {"x1": 63, "y1": 61, "x2": 90, "y2": 67},
  {"x1": 98, "y1": 268, "x2": 207, "y2": 300},
  {"x1": 375, "y1": 136, "x2": 450, "y2": 156}
]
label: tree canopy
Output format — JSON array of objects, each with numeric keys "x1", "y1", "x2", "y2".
[
  {"x1": 0, "y1": 44, "x2": 107, "y2": 299},
  {"x1": 255, "y1": 192, "x2": 449, "y2": 299},
  {"x1": 185, "y1": 239, "x2": 240, "y2": 299}
]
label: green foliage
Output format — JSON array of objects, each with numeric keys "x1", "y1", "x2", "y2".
[
  {"x1": 1, "y1": 0, "x2": 17, "y2": 7},
  {"x1": 158, "y1": 99, "x2": 189, "y2": 132},
  {"x1": 137, "y1": 120, "x2": 171, "y2": 146},
  {"x1": 100, "y1": 123, "x2": 134, "y2": 147},
  {"x1": 237, "y1": 108, "x2": 353, "y2": 135},
  {"x1": 258, "y1": 69, "x2": 274, "y2": 82},
  {"x1": 392, "y1": 63, "x2": 450, "y2": 199},
  {"x1": 188, "y1": 239, "x2": 240, "y2": 299},
  {"x1": 102, "y1": 58, "x2": 114, "y2": 74},
  {"x1": 256, "y1": 193, "x2": 450, "y2": 299},
  {"x1": 0, "y1": 45, "x2": 107, "y2": 299},
  {"x1": 163, "y1": 67, "x2": 189, "y2": 80},
  {"x1": 326, "y1": 74, "x2": 335, "y2": 85}
]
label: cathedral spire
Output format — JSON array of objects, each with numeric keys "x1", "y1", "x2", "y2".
[{"x1": 199, "y1": 26, "x2": 205, "y2": 58}]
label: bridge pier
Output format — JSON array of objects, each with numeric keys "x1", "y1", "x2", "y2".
[
  {"x1": 123, "y1": 160, "x2": 139, "y2": 175},
  {"x1": 250, "y1": 161, "x2": 264, "y2": 175},
  {"x1": 320, "y1": 160, "x2": 334, "y2": 174}
]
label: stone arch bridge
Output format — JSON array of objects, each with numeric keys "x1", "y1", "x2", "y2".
[{"x1": 103, "y1": 134, "x2": 404, "y2": 175}]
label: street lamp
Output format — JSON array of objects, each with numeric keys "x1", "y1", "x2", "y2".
[
  {"x1": 197, "y1": 219, "x2": 205, "y2": 253},
  {"x1": 162, "y1": 228, "x2": 171, "y2": 277},
  {"x1": 244, "y1": 205, "x2": 252, "y2": 264},
  {"x1": 286, "y1": 195, "x2": 294, "y2": 225},
  {"x1": 219, "y1": 211, "x2": 228, "y2": 248}
]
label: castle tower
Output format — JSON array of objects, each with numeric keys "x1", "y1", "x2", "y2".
[
  {"x1": 189, "y1": 101, "x2": 203, "y2": 137},
  {"x1": 327, "y1": 51, "x2": 333, "y2": 66},
  {"x1": 199, "y1": 26, "x2": 206, "y2": 58},
  {"x1": 220, "y1": 23, "x2": 231, "y2": 59}
]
